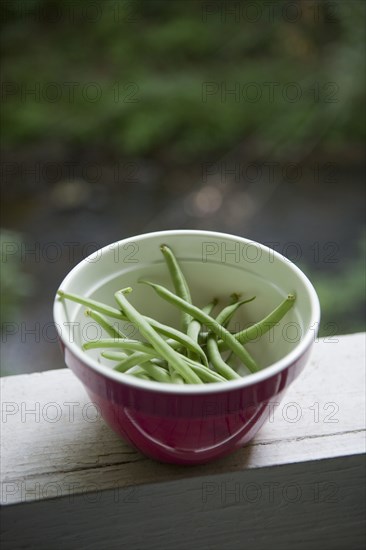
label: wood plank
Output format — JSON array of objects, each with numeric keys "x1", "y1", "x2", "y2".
[
  {"x1": 1, "y1": 333, "x2": 365, "y2": 549},
  {"x1": 1, "y1": 455, "x2": 365, "y2": 550},
  {"x1": 1, "y1": 333, "x2": 365, "y2": 506}
]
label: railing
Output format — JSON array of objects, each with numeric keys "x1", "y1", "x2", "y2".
[{"x1": 1, "y1": 333, "x2": 365, "y2": 550}]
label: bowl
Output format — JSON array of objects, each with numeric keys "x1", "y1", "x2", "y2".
[{"x1": 53, "y1": 230, "x2": 320, "y2": 464}]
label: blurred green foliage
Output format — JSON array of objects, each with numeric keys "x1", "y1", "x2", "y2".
[
  {"x1": 0, "y1": 0, "x2": 365, "y2": 349},
  {"x1": 1, "y1": 0, "x2": 365, "y2": 158},
  {"x1": 0, "y1": 230, "x2": 34, "y2": 322},
  {"x1": 303, "y1": 236, "x2": 366, "y2": 336}
]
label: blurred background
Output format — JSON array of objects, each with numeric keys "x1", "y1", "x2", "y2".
[{"x1": 1, "y1": 0, "x2": 365, "y2": 375}]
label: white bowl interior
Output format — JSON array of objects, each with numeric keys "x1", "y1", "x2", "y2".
[{"x1": 55, "y1": 231, "x2": 318, "y2": 380}]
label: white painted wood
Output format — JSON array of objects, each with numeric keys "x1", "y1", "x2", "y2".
[{"x1": 1, "y1": 333, "x2": 365, "y2": 549}]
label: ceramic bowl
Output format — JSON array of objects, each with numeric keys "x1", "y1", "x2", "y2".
[{"x1": 53, "y1": 230, "x2": 320, "y2": 464}]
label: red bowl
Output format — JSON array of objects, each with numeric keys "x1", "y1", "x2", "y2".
[{"x1": 54, "y1": 230, "x2": 320, "y2": 464}]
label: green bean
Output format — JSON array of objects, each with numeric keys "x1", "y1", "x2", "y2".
[
  {"x1": 59, "y1": 249, "x2": 295, "y2": 384},
  {"x1": 149, "y1": 318, "x2": 208, "y2": 364},
  {"x1": 104, "y1": 351, "x2": 170, "y2": 376},
  {"x1": 89, "y1": 332, "x2": 184, "y2": 359},
  {"x1": 114, "y1": 288, "x2": 202, "y2": 384},
  {"x1": 189, "y1": 365, "x2": 226, "y2": 383},
  {"x1": 60, "y1": 289, "x2": 207, "y2": 367},
  {"x1": 148, "y1": 318, "x2": 209, "y2": 364},
  {"x1": 125, "y1": 366, "x2": 153, "y2": 381},
  {"x1": 118, "y1": 311, "x2": 208, "y2": 366},
  {"x1": 167, "y1": 361, "x2": 184, "y2": 383},
  {"x1": 112, "y1": 351, "x2": 154, "y2": 372},
  {"x1": 140, "y1": 280, "x2": 260, "y2": 373},
  {"x1": 187, "y1": 299, "x2": 217, "y2": 360},
  {"x1": 58, "y1": 290, "x2": 207, "y2": 370},
  {"x1": 83, "y1": 338, "x2": 159, "y2": 356},
  {"x1": 182, "y1": 356, "x2": 227, "y2": 383},
  {"x1": 57, "y1": 290, "x2": 123, "y2": 320},
  {"x1": 145, "y1": 363, "x2": 172, "y2": 383},
  {"x1": 150, "y1": 358, "x2": 169, "y2": 369},
  {"x1": 102, "y1": 350, "x2": 130, "y2": 361},
  {"x1": 123, "y1": 362, "x2": 171, "y2": 383},
  {"x1": 215, "y1": 296, "x2": 256, "y2": 327},
  {"x1": 219, "y1": 294, "x2": 296, "y2": 350},
  {"x1": 198, "y1": 296, "x2": 256, "y2": 357},
  {"x1": 187, "y1": 299, "x2": 217, "y2": 342},
  {"x1": 85, "y1": 309, "x2": 125, "y2": 339},
  {"x1": 206, "y1": 335, "x2": 241, "y2": 380},
  {"x1": 192, "y1": 292, "x2": 252, "y2": 345},
  {"x1": 170, "y1": 369, "x2": 185, "y2": 384},
  {"x1": 160, "y1": 244, "x2": 192, "y2": 332}
]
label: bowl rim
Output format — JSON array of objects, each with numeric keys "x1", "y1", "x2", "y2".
[{"x1": 53, "y1": 229, "x2": 321, "y2": 394}]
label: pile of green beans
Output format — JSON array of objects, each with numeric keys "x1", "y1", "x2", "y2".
[{"x1": 57, "y1": 244, "x2": 296, "y2": 384}]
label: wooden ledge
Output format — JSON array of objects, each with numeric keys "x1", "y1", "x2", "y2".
[{"x1": 1, "y1": 333, "x2": 365, "y2": 549}]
